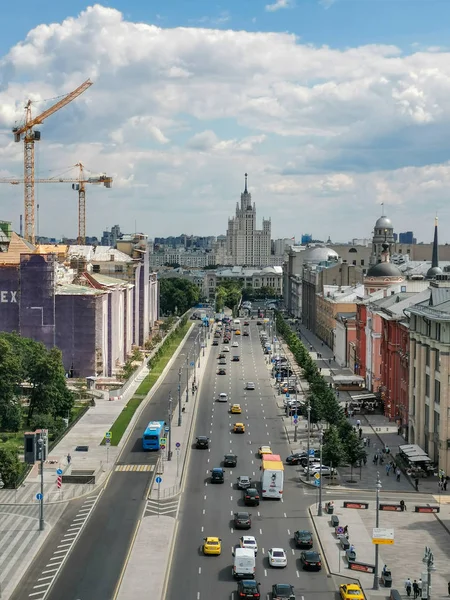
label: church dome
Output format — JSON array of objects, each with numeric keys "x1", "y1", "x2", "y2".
[
  {"x1": 426, "y1": 266, "x2": 443, "y2": 279},
  {"x1": 375, "y1": 216, "x2": 393, "y2": 229},
  {"x1": 366, "y1": 262, "x2": 403, "y2": 278},
  {"x1": 303, "y1": 246, "x2": 339, "y2": 264}
]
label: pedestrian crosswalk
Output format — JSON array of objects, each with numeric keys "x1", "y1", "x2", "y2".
[{"x1": 115, "y1": 464, "x2": 155, "y2": 472}]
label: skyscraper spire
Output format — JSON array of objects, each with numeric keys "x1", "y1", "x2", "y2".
[
  {"x1": 244, "y1": 173, "x2": 248, "y2": 194},
  {"x1": 426, "y1": 215, "x2": 442, "y2": 279}
]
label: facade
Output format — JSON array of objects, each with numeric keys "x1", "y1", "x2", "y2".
[
  {"x1": 204, "y1": 266, "x2": 283, "y2": 301},
  {"x1": 334, "y1": 313, "x2": 357, "y2": 368},
  {"x1": 315, "y1": 284, "x2": 364, "y2": 348},
  {"x1": 149, "y1": 249, "x2": 216, "y2": 269},
  {"x1": 225, "y1": 174, "x2": 271, "y2": 267}
]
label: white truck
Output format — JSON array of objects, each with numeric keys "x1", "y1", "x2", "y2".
[
  {"x1": 260, "y1": 456, "x2": 284, "y2": 499},
  {"x1": 232, "y1": 547, "x2": 256, "y2": 579}
]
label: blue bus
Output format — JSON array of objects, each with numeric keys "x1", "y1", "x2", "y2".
[{"x1": 142, "y1": 420, "x2": 165, "y2": 451}]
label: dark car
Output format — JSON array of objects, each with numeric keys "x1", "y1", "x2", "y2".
[
  {"x1": 272, "y1": 583, "x2": 296, "y2": 599},
  {"x1": 219, "y1": 359, "x2": 227, "y2": 365},
  {"x1": 243, "y1": 331, "x2": 250, "y2": 337},
  {"x1": 234, "y1": 511, "x2": 252, "y2": 529},
  {"x1": 294, "y1": 530, "x2": 313, "y2": 548},
  {"x1": 217, "y1": 369, "x2": 226, "y2": 375},
  {"x1": 218, "y1": 353, "x2": 226, "y2": 359},
  {"x1": 243, "y1": 488, "x2": 260, "y2": 506},
  {"x1": 196, "y1": 436, "x2": 209, "y2": 449},
  {"x1": 237, "y1": 580, "x2": 261, "y2": 599},
  {"x1": 224, "y1": 454, "x2": 237, "y2": 467},
  {"x1": 212, "y1": 340, "x2": 219, "y2": 346},
  {"x1": 232, "y1": 355, "x2": 240, "y2": 362},
  {"x1": 244, "y1": 321, "x2": 250, "y2": 326},
  {"x1": 223, "y1": 339, "x2": 229, "y2": 344},
  {"x1": 300, "y1": 550, "x2": 322, "y2": 571},
  {"x1": 286, "y1": 453, "x2": 307, "y2": 465},
  {"x1": 256, "y1": 320, "x2": 262, "y2": 325},
  {"x1": 210, "y1": 467, "x2": 225, "y2": 483}
]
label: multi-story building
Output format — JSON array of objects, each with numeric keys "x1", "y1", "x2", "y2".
[
  {"x1": 316, "y1": 284, "x2": 364, "y2": 349},
  {"x1": 204, "y1": 266, "x2": 283, "y2": 301},
  {"x1": 399, "y1": 231, "x2": 416, "y2": 244},
  {"x1": 149, "y1": 249, "x2": 216, "y2": 269}
]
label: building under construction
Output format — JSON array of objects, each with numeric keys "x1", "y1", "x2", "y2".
[{"x1": 0, "y1": 221, "x2": 159, "y2": 377}]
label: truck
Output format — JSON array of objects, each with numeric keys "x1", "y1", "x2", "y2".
[{"x1": 260, "y1": 454, "x2": 284, "y2": 499}]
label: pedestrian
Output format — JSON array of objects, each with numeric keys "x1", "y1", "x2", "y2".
[
  {"x1": 400, "y1": 499, "x2": 406, "y2": 511},
  {"x1": 363, "y1": 455, "x2": 367, "y2": 466},
  {"x1": 405, "y1": 578, "x2": 412, "y2": 597},
  {"x1": 343, "y1": 525, "x2": 348, "y2": 535},
  {"x1": 413, "y1": 580, "x2": 419, "y2": 599},
  {"x1": 447, "y1": 581, "x2": 450, "y2": 597},
  {"x1": 415, "y1": 477, "x2": 419, "y2": 491},
  {"x1": 438, "y1": 480, "x2": 442, "y2": 491},
  {"x1": 356, "y1": 419, "x2": 361, "y2": 428},
  {"x1": 386, "y1": 445, "x2": 390, "y2": 454},
  {"x1": 363, "y1": 437, "x2": 367, "y2": 447},
  {"x1": 333, "y1": 355, "x2": 336, "y2": 362},
  {"x1": 359, "y1": 427, "x2": 362, "y2": 439},
  {"x1": 367, "y1": 437, "x2": 370, "y2": 447},
  {"x1": 418, "y1": 578, "x2": 423, "y2": 598},
  {"x1": 444, "y1": 479, "x2": 448, "y2": 491},
  {"x1": 67, "y1": 453, "x2": 71, "y2": 464},
  {"x1": 337, "y1": 390, "x2": 340, "y2": 398},
  {"x1": 396, "y1": 468, "x2": 401, "y2": 482},
  {"x1": 386, "y1": 463, "x2": 391, "y2": 476}
]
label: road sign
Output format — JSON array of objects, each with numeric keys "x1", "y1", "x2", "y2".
[
  {"x1": 56, "y1": 468, "x2": 63, "y2": 475},
  {"x1": 57, "y1": 476, "x2": 62, "y2": 489},
  {"x1": 160, "y1": 437, "x2": 167, "y2": 445},
  {"x1": 175, "y1": 442, "x2": 181, "y2": 448},
  {"x1": 372, "y1": 528, "x2": 394, "y2": 545},
  {"x1": 293, "y1": 418, "x2": 298, "y2": 425},
  {"x1": 314, "y1": 479, "x2": 320, "y2": 487},
  {"x1": 314, "y1": 472, "x2": 321, "y2": 480},
  {"x1": 160, "y1": 444, "x2": 166, "y2": 450},
  {"x1": 285, "y1": 393, "x2": 290, "y2": 398},
  {"x1": 164, "y1": 426, "x2": 170, "y2": 433},
  {"x1": 36, "y1": 493, "x2": 43, "y2": 500},
  {"x1": 309, "y1": 449, "x2": 315, "y2": 456},
  {"x1": 156, "y1": 476, "x2": 162, "y2": 484},
  {"x1": 190, "y1": 361, "x2": 195, "y2": 367},
  {"x1": 105, "y1": 431, "x2": 112, "y2": 439},
  {"x1": 105, "y1": 438, "x2": 111, "y2": 446}
]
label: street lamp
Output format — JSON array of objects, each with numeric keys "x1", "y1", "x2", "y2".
[
  {"x1": 37, "y1": 430, "x2": 47, "y2": 531},
  {"x1": 318, "y1": 430, "x2": 324, "y2": 516},
  {"x1": 373, "y1": 472, "x2": 382, "y2": 589},
  {"x1": 306, "y1": 404, "x2": 311, "y2": 482},
  {"x1": 178, "y1": 368, "x2": 182, "y2": 427},
  {"x1": 185, "y1": 354, "x2": 189, "y2": 404},
  {"x1": 422, "y1": 546, "x2": 436, "y2": 600}
]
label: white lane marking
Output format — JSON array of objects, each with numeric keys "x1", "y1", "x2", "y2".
[
  {"x1": 287, "y1": 529, "x2": 291, "y2": 535},
  {"x1": 284, "y1": 512, "x2": 287, "y2": 518},
  {"x1": 202, "y1": 509, "x2": 206, "y2": 514},
  {"x1": 41, "y1": 569, "x2": 58, "y2": 574},
  {"x1": 258, "y1": 511, "x2": 260, "y2": 517},
  {"x1": 230, "y1": 496, "x2": 233, "y2": 501},
  {"x1": 197, "y1": 593, "x2": 200, "y2": 600},
  {"x1": 37, "y1": 576, "x2": 53, "y2": 582},
  {"x1": 264, "y1": 569, "x2": 267, "y2": 577},
  {"x1": 204, "y1": 495, "x2": 207, "y2": 500},
  {"x1": 292, "y1": 548, "x2": 295, "y2": 555},
  {"x1": 32, "y1": 583, "x2": 50, "y2": 589},
  {"x1": 201, "y1": 526, "x2": 204, "y2": 532},
  {"x1": 297, "y1": 571, "x2": 300, "y2": 577},
  {"x1": 259, "y1": 528, "x2": 263, "y2": 534},
  {"x1": 231, "y1": 527, "x2": 234, "y2": 533},
  {"x1": 198, "y1": 566, "x2": 202, "y2": 574}
]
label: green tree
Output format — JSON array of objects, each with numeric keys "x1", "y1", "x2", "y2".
[
  {"x1": 0, "y1": 338, "x2": 22, "y2": 430},
  {"x1": 159, "y1": 279, "x2": 200, "y2": 315},
  {"x1": 343, "y1": 429, "x2": 366, "y2": 482},
  {"x1": 322, "y1": 425, "x2": 345, "y2": 469},
  {"x1": 0, "y1": 447, "x2": 22, "y2": 488}
]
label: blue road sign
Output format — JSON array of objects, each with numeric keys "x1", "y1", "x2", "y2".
[
  {"x1": 285, "y1": 393, "x2": 290, "y2": 399},
  {"x1": 164, "y1": 426, "x2": 170, "y2": 433},
  {"x1": 309, "y1": 449, "x2": 315, "y2": 456},
  {"x1": 36, "y1": 493, "x2": 43, "y2": 500},
  {"x1": 175, "y1": 442, "x2": 181, "y2": 448},
  {"x1": 156, "y1": 476, "x2": 162, "y2": 484},
  {"x1": 190, "y1": 361, "x2": 195, "y2": 367},
  {"x1": 293, "y1": 418, "x2": 298, "y2": 425},
  {"x1": 314, "y1": 479, "x2": 321, "y2": 487},
  {"x1": 56, "y1": 468, "x2": 63, "y2": 475}
]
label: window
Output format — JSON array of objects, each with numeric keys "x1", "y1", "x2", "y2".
[
  {"x1": 425, "y1": 374, "x2": 430, "y2": 397},
  {"x1": 435, "y1": 349, "x2": 440, "y2": 372},
  {"x1": 435, "y1": 379, "x2": 441, "y2": 405},
  {"x1": 436, "y1": 323, "x2": 441, "y2": 341},
  {"x1": 352, "y1": 260, "x2": 357, "y2": 266},
  {"x1": 115, "y1": 265, "x2": 123, "y2": 273},
  {"x1": 361, "y1": 259, "x2": 365, "y2": 266},
  {"x1": 349, "y1": 248, "x2": 357, "y2": 253},
  {"x1": 426, "y1": 346, "x2": 430, "y2": 366},
  {"x1": 93, "y1": 265, "x2": 100, "y2": 273},
  {"x1": 434, "y1": 411, "x2": 440, "y2": 434}
]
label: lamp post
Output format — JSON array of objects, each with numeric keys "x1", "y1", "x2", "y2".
[
  {"x1": 168, "y1": 394, "x2": 173, "y2": 461},
  {"x1": 318, "y1": 430, "x2": 324, "y2": 516},
  {"x1": 37, "y1": 430, "x2": 47, "y2": 531},
  {"x1": 306, "y1": 404, "x2": 311, "y2": 482},
  {"x1": 178, "y1": 368, "x2": 182, "y2": 426},
  {"x1": 373, "y1": 471, "x2": 382, "y2": 589},
  {"x1": 185, "y1": 355, "x2": 189, "y2": 404},
  {"x1": 197, "y1": 334, "x2": 201, "y2": 368},
  {"x1": 422, "y1": 546, "x2": 436, "y2": 600}
]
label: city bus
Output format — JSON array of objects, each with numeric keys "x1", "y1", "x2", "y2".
[{"x1": 142, "y1": 420, "x2": 165, "y2": 451}]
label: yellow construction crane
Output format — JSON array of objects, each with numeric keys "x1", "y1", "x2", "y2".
[
  {"x1": 0, "y1": 163, "x2": 112, "y2": 244},
  {"x1": 11, "y1": 79, "x2": 93, "y2": 244}
]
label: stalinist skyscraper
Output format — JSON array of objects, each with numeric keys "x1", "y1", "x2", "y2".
[{"x1": 225, "y1": 174, "x2": 271, "y2": 267}]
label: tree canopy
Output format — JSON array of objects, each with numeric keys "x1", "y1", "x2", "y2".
[{"x1": 159, "y1": 278, "x2": 200, "y2": 315}]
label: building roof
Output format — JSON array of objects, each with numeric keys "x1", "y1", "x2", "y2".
[
  {"x1": 0, "y1": 232, "x2": 36, "y2": 265},
  {"x1": 426, "y1": 266, "x2": 443, "y2": 279},
  {"x1": 56, "y1": 283, "x2": 106, "y2": 296},
  {"x1": 302, "y1": 245, "x2": 339, "y2": 264},
  {"x1": 88, "y1": 273, "x2": 131, "y2": 288},
  {"x1": 366, "y1": 261, "x2": 403, "y2": 278},
  {"x1": 67, "y1": 245, "x2": 134, "y2": 263},
  {"x1": 336, "y1": 312, "x2": 357, "y2": 321},
  {"x1": 374, "y1": 216, "x2": 393, "y2": 229}
]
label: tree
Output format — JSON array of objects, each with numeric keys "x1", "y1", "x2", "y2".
[
  {"x1": 0, "y1": 338, "x2": 22, "y2": 430},
  {"x1": 322, "y1": 425, "x2": 345, "y2": 469},
  {"x1": 343, "y1": 429, "x2": 366, "y2": 482},
  {"x1": 159, "y1": 279, "x2": 200, "y2": 315},
  {"x1": 0, "y1": 447, "x2": 22, "y2": 488}
]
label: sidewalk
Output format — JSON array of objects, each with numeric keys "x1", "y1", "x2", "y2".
[
  {"x1": 115, "y1": 327, "x2": 214, "y2": 600},
  {"x1": 0, "y1": 323, "x2": 195, "y2": 600}
]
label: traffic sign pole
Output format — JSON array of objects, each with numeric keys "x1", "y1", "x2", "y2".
[{"x1": 155, "y1": 476, "x2": 162, "y2": 517}]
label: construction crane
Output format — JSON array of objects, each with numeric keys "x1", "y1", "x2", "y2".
[
  {"x1": 0, "y1": 163, "x2": 112, "y2": 244},
  {"x1": 11, "y1": 79, "x2": 93, "y2": 244}
]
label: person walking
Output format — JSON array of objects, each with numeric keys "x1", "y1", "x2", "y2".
[
  {"x1": 396, "y1": 467, "x2": 401, "y2": 482},
  {"x1": 386, "y1": 463, "x2": 391, "y2": 476},
  {"x1": 418, "y1": 578, "x2": 423, "y2": 598},
  {"x1": 400, "y1": 499, "x2": 406, "y2": 511},
  {"x1": 444, "y1": 478, "x2": 448, "y2": 491},
  {"x1": 405, "y1": 578, "x2": 413, "y2": 597},
  {"x1": 413, "y1": 580, "x2": 419, "y2": 599},
  {"x1": 67, "y1": 453, "x2": 71, "y2": 464},
  {"x1": 356, "y1": 419, "x2": 361, "y2": 428},
  {"x1": 415, "y1": 477, "x2": 419, "y2": 491},
  {"x1": 359, "y1": 427, "x2": 362, "y2": 439},
  {"x1": 447, "y1": 580, "x2": 450, "y2": 597}
]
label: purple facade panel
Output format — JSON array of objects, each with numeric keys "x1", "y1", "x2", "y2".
[
  {"x1": 107, "y1": 293, "x2": 112, "y2": 377},
  {"x1": 19, "y1": 254, "x2": 56, "y2": 348},
  {"x1": 0, "y1": 266, "x2": 20, "y2": 333},
  {"x1": 138, "y1": 249, "x2": 150, "y2": 345},
  {"x1": 55, "y1": 295, "x2": 98, "y2": 377}
]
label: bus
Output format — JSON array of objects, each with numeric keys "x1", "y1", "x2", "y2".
[
  {"x1": 142, "y1": 420, "x2": 165, "y2": 451},
  {"x1": 260, "y1": 454, "x2": 284, "y2": 499}
]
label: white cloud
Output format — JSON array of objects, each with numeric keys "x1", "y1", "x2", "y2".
[
  {"x1": 265, "y1": 0, "x2": 295, "y2": 12},
  {"x1": 1, "y1": 5, "x2": 450, "y2": 242}
]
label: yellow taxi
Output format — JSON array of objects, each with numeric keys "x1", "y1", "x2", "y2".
[
  {"x1": 233, "y1": 422, "x2": 246, "y2": 433},
  {"x1": 258, "y1": 445, "x2": 272, "y2": 457},
  {"x1": 235, "y1": 330, "x2": 241, "y2": 335},
  {"x1": 230, "y1": 404, "x2": 242, "y2": 414},
  {"x1": 339, "y1": 584, "x2": 364, "y2": 600},
  {"x1": 203, "y1": 536, "x2": 222, "y2": 555}
]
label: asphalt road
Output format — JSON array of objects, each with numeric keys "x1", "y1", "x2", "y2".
[
  {"x1": 13, "y1": 323, "x2": 202, "y2": 600},
  {"x1": 166, "y1": 321, "x2": 337, "y2": 600}
]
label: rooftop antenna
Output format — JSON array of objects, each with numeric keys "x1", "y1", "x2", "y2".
[
  {"x1": 381, "y1": 202, "x2": 384, "y2": 216},
  {"x1": 37, "y1": 203, "x2": 40, "y2": 241},
  {"x1": 244, "y1": 173, "x2": 248, "y2": 193}
]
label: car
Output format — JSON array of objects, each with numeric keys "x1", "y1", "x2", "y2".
[
  {"x1": 219, "y1": 359, "x2": 227, "y2": 365},
  {"x1": 303, "y1": 465, "x2": 336, "y2": 477},
  {"x1": 196, "y1": 436, "x2": 209, "y2": 449},
  {"x1": 203, "y1": 536, "x2": 222, "y2": 555},
  {"x1": 222, "y1": 346, "x2": 230, "y2": 352},
  {"x1": 232, "y1": 341, "x2": 239, "y2": 347},
  {"x1": 234, "y1": 511, "x2": 252, "y2": 529},
  {"x1": 243, "y1": 488, "x2": 260, "y2": 506},
  {"x1": 339, "y1": 584, "x2": 364, "y2": 600},
  {"x1": 244, "y1": 321, "x2": 249, "y2": 326},
  {"x1": 237, "y1": 475, "x2": 252, "y2": 489},
  {"x1": 246, "y1": 382, "x2": 256, "y2": 390},
  {"x1": 212, "y1": 340, "x2": 219, "y2": 346},
  {"x1": 256, "y1": 320, "x2": 262, "y2": 325},
  {"x1": 271, "y1": 583, "x2": 296, "y2": 599},
  {"x1": 217, "y1": 368, "x2": 226, "y2": 375},
  {"x1": 223, "y1": 338, "x2": 230, "y2": 344},
  {"x1": 236, "y1": 330, "x2": 241, "y2": 335},
  {"x1": 268, "y1": 548, "x2": 288, "y2": 568},
  {"x1": 218, "y1": 353, "x2": 226, "y2": 359},
  {"x1": 230, "y1": 403, "x2": 242, "y2": 414},
  {"x1": 234, "y1": 422, "x2": 246, "y2": 433},
  {"x1": 258, "y1": 445, "x2": 272, "y2": 457},
  {"x1": 243, "y1": 331, "x2": 250, "y2": 337},
  {"x1": 294, "y1": 530, "x2": 313, "y2": 548},
  {"x1": 210, "y1": 467, "x2": 225, "y2": 483},
  {"x1": 218, "y1": 392, "x2": 228, "y2": 402},
  {"x1": 286, "y1": 453, "x2": 307, "y2": 465},
  {"x1": 232, "y1": 355, "x2": 240, "y2": 362},
  {"x1": 300, "y1": 550, "x2": 322, "y2": 571},
  {"x1": 240, "y1": 535, "x2": 258, "y2": 555},
  {"x1": 236, "y1": 580, "x2": 261, "y2": 599},
  {"x1": 224, "y1": 454, "x2": 237, "y2": 467}
]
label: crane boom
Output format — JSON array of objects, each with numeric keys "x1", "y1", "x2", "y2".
[{"x1": 12, "y1": 79, "x2": 93, "y2": 244}]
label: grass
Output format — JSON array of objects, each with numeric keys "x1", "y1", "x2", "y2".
[{"x1": 105, "y1": 322, "x2": 191, "y2": 446}]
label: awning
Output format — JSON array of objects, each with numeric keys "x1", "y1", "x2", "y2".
[
  {"x1": 399, "y1": 444, "x2": 431, "y2": 461},
  {"x1": 407, "y1": 455, "x2": 432, "y2": 463},
  {"x1": 349, "y1": 394, "x2": 377, "y2": 402},
  {"x1": 332, "y1": 375, "x2": 364, "y2": 384}
]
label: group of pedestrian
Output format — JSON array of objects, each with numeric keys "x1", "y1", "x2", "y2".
[{"x1": 405, "y1": 578, "x2": 422, "y2": 598}]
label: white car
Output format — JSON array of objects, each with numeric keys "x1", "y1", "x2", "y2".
[
  {"x1": 246, "y1": 382, "x2": 256, "y2": 390},
  {"x1": 240, "y1": 535, "x2": 258, "y2": 555},
  {"x1": 218, "y1": 393, "x2": 228, "y2": 402},
  {"x1": 237, "y1": 475, "x2": 252, "y2": 489},
  {"x1": 232, "y1": 341, "x2": 239, "y2": 348},
  {"x1": 222, "y1": 347, "x2": 230, "y2": 353},
  {"x1": 303, "y1": 464, "x2": 336, "y2": 477},
  {"x1": 268, "y1": 547, "x2": 287, "y2": 568}
]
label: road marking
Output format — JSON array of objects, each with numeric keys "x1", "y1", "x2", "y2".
[
  {"x1": 264, "y1": 569, "x2": 267, "y2": 577},
  {"x1": 201, "y1": 526, "x2": 204, "y2": 532},
  {"x1": 284, "y1": 512, "x2": 287, "y2": 518},
  {"x1": 198, "y1": 567, "x2": 202, "y2": 574},
  {"x1": 37, "y1": 576, "x2": 53, "y2": 582},
  {"x1": 296, "y1": 570, "x2": 300, "y2": 578},
  {"x1": 202, "y1": 509, "x2": 205, "y2": 514},
  {"x1": 204, "y1": 495, "x2": 207, "y2": 500},
  {"x1": 259, "y1": 528, "x2": 263, "y2": 534},
  {"x1": 287, "y1": 529, "x2": 291, "y2": 535},
  {"x1": 292, "y1": 549, "x2": 295, "y2": 555}
]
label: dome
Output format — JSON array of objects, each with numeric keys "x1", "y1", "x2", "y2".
[
  {"x1": 375, "y1": 216, "x2": 393, "y2": 229},
  {"x1": 426, "y1": 266, "x2": 443, "y2": 279},
  {"x1": 303, "y1": 246, "x2": 339, "y2": 264},
  {"x1": 366, "y1": 262, "x2": 403, "y2": 278}
]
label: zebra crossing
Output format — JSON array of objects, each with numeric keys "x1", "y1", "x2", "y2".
[
  {"x1": 145, "y1": 496, "x2": 180, "y2": 518},
  {"x1": 115, "y1": 464, "x2": 155, "y2": 472},
  {"x1": 27, "y1": 493, "x2": 101, "y2": 599}
]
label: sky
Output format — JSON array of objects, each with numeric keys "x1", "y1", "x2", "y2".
[{"x1": 1, "y1": 1, "x2": 450, "y2": 243}]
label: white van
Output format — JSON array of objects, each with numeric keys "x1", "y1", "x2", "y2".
[{"x1": 232, "y1": 547, "x2": 256, "y2": 579}]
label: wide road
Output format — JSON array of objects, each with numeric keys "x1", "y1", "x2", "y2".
[
  {"x1": 14, "y1": 323, "x2": 202, "y2": 600},
  {"x1": 166, "y1": 320, "x2": 336, "y2": 600}
]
